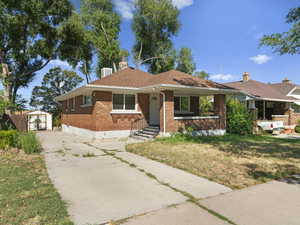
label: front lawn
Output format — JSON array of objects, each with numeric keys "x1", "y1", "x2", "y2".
[
  {"x1": 0, "y1": 151, "x2": 73, "y2": 225},
  {"x1": 126, "y1": 135, "x2": 300, "y2": 189}
]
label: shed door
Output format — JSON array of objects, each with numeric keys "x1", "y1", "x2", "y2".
[{"x1": 29, "y1": 114, "x2": 47, "y2": 131}]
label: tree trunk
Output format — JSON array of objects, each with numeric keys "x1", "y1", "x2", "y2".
[{"x1": 0, "y1": 50, "x2": 12, "y2": 114}]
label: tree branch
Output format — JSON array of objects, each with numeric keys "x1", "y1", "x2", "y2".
[{"x1": 23, "y1": 59, "x2": 51, "y2": 77}]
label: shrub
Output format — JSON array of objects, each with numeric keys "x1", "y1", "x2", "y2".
[
  {"x1": 226, "y1": 99, "x2": 254, "y2": 135},
  {"x1": 17, "y1": 132, "x2": 41, "y2": 154},
  {"x1": 295, "y1": 120, "x2": 300, "y2": 133},
  {"x1": 0, "y1": 130, "x2": 18, "y2": 149},
  {"x1": 53, "y1": 115, "x2": 61, "y2": 128}
]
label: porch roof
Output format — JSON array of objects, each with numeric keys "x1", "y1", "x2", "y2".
[{"x1": 55, "y1": 68, "x2": 240, "y2": 101}]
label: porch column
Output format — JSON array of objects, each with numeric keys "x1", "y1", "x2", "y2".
[
  {"x1": 214, "y1": 94, "x2": 226, "y2": 129},
  {"x1": 285, "y1": 108, "x2": 295, "y2": 126},
  {"x1": 263, "y1": 101, "x2": 266, "y2": 120},
  {"x1": 160, "y1": 90, "x2": 176, "y2": 133}
]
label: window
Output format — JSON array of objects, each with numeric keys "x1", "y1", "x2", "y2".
[
  {"x1": 113, "y1": 94, "x2": 136, "y2": 111},
  {"x1": 174, "y1": 96, "x2": 190, "y2": 113},
  {"x1": 69, "y1": 98, "x2": 75, "y2": 111},
  {"x1": 82, "y1": 96, "x2": 92, "y2": 106}
]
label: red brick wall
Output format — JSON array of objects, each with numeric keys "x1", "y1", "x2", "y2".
[
  {"x1": 294, "y1": 113, "x2": 300, "y2": 124},
  {"x1": 61, "y1": 91, "x2": 150, "y2": 131},
  {"x1": 174, "y1": 118, "x2": 220, "y2": 132},
  {"x1": 272, "y1": 115, "x2": 289, "y2": 126}
]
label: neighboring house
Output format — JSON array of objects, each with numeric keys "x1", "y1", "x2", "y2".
[
  {"x1": 55, "y1": 63, "x2": 238, "y2": 139},
  {"x1": 225, "y1": 72, "x2": 300, "y2": 130},
  {"x1": 270, "y1": 78, "x2": 300, "y2": 112}
]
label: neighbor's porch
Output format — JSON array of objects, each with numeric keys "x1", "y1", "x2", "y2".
[{"x1": 247, "y1": 100, "x2": 299, "y2": 131}]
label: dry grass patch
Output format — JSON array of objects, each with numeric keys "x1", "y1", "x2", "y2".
[
  {"x1": 0, "y1": 151, "x2": 73, "y2": 225},
  {"x1": 126, "y1": 135, "x2": 300, "y2": 189}
]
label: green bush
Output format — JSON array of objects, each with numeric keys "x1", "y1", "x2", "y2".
[
  {"x1": 0, "y1": 130, "x2": 18, "y2": 149},
  {"x1": 17, "y1": 132, "x2": 41, "y2": 154},
  {"x1": 295, "y1": 120, "x2": 300, "y2": 133},
  {"x1": 226, "y1": 99, "x2": 254, "y2": 135}
]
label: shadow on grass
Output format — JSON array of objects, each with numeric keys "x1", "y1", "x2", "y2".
[
  {"x1": 243, "y1": 163, "x2": 300, "y2": 182},
  {"x1": 156, "y1": 134, "x2": 300, "y2": 160}
]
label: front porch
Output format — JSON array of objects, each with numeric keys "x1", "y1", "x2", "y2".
[{"x1": 131, "y1": 90, "x2": 227, "y2": 137}]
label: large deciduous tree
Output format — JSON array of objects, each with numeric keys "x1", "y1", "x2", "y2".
[
  {"x1": 260, "y1": 6, "x2": 300, "y2": 55},
  {"x1": 194, "y1": 71, "x2": 210, "y2": 79},
  {"x1": 80, "y1": 0, "x2": 126, "y2": 78},
  {"x1": 132, "y1": 0, "x2": 180, "y2": 74},
  {"x1": 0, "y1": 0, "x2": 76, "y2": 108},
  {"x1": 176, "y1": 47, "x2": 196, "y2": 74},
  {"x1": 30, "y1": 67, "x2": 83, "y2": 116}
]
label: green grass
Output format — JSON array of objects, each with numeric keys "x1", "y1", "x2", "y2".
[
  {"x1": 0, "y1": 152, "x2": 73, "y2": 225},
  {"x1": 127, "y1": 134, "x2": 300, "y2": 189},
  {"x1": 82, "y1": 152, "x2": 96, "y2": 157}
]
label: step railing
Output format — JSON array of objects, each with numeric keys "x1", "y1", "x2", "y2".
[{"x1": 130, "y1": 117, "x2": 149, "y2": 136}]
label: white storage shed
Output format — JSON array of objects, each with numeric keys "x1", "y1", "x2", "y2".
[{"x1": 27, "y1": 111, "x2": 52, "y2": 131}]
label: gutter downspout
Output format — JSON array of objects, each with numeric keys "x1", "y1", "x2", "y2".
[{"x1": 160, "y1": 92, "x2": 166, "y2": 136}]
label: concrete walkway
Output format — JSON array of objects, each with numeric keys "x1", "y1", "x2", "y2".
[
  {"x1": 201, "y1": 181, "x2": 300, "y2": 225},
  {"x1": 38, "y1": 132, "x2": 231, "y2": 225}
]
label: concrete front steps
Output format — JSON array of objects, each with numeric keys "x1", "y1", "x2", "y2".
[{"x1": 132, "y1": 126, "x2": 160, "y2": 140}]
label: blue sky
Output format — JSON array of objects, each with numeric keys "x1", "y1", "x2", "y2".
[{"x1": 17, "y1": 0, "x2": 300, "y2": 105}]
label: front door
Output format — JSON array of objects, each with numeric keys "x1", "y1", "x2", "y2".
[{"x1": 149, "y1": 93, "x2": 160, "y2": 126}]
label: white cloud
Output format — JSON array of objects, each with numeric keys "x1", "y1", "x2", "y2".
[
  {"x1": 113, "y1": 0, "x2": 135, "y2": 20},
  {"x1": 49, "y1": 59, "x2": 72, "y2": 68},
  {"x1": 249, "y1": 54, "x2": 272, "y2": 65},
  {"x1": 210, "y1": 74, "x2": 234, "y2": 81},
  {"x1": 172, "y1": 0, "x2": 193, "y2": 9},
  {"x1": 114, "y1": 0, "x2": 193, "y2": 20}
]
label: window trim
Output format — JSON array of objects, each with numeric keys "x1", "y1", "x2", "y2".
[
  {"x1": 174, "y1": 95, "x2": 191, "y2": 114},
  {"x1": 70, "y1": 98, "x2": 75, "y2": 111},
  {"x1": 112, "y1": 93, "x2": 138, "y2": 112},
  {"x1": 81, "y1": 95, "x2": 93, "y2": 107}
]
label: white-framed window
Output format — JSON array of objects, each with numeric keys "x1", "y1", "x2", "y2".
[
  {"x1": 174, "y1": 96, "x2": 190, "y2": 113},
  {"x1": 112, "y1": 94, "x2": 137, "y2": 111},
  {"x1": 82, "y1": 95, "x2": 92, "y2": 106}
]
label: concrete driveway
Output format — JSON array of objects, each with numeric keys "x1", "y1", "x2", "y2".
[
  {"x1": 38, "y1": 132, "x2": 231, "y2": 225},
  {"x1": 39, "y1": 132, "x2": 300, "y2": 225}
]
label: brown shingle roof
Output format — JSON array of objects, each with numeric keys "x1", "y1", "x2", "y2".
[
  {"x1": 225, "y1": 79, "x2": 296, "y2": 101},
  {"x1": 90, "y1": 68, "x2": 233, "y2": 89},
  {"x1": 146, "y1": 70, "x2": 233, "y2": 89},
  {"x1": 90, "y1": 68, "x2": 152, "y2": 88},
  {"x1": 270, "y1": 82, "x2": 300, "y2": 96}
]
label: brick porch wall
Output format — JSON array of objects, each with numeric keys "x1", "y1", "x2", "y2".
[{"x1": 61, "y1": 92, "x2": 150, "y2": 131}]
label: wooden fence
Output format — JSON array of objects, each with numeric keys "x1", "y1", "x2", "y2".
[{"x1": 0, "y1": 114, "x2": 28, "y2": 132}]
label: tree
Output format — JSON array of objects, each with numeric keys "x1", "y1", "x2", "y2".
[
  {"x1": 194, "y1": 71, "x2": 210, "y2": 79},
  {"x1": 132, "y1": 0, "x2": 180, "y2": 74},
  {"x1": 176, "y1": 48, "x2": 196, "y2": 74},
  {"x1": 0, "y1": 0, "x2": 79, "y2": 107},
  {"x1": 30, "y1": 67, "x2": 83, "y2": 116},
  {"x1": 80, "y1": 0, "x2": 126, "y2": 77},
  {"x1": 260, "y1": 6, "x2": 300, "y2": 55},
  {"x1": 0, "y1": 90, "x2": 9, "y2": 116}
]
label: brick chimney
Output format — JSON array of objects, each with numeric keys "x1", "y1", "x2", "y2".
[
  {"x1": 282, "y1": 77, "x2": 291, "y2": 84},
  {"x1": 243, "y1": 72, "x2": 250, "y2": 82},
  {"x1": 118, "y1": 56, "x2": 128, "y2": 71}
]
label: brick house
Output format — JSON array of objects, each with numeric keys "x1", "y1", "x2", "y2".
[
  {"x1": 225, "y1": 72, "x2": 300, "y2": 131},
  {"x1": 55, "y1": 66, "x2": 238, "y2": 138}
]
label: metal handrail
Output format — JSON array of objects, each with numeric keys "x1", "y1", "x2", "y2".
[{"x1": 130, "y1": 117, "x2": 148, "y2": 136}]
